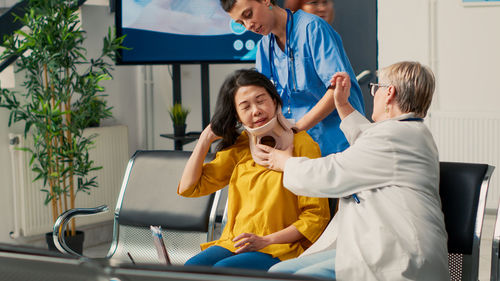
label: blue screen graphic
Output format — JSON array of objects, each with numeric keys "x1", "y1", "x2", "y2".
[{"x1": 117, "y1": 0, "x2": 262, "y2": 64}]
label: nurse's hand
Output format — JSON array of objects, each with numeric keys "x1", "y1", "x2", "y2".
[
  {"x1": 233, "y1": 233, "x2": 270, "y2": 254},
  {"x1": 256, "y1": 144, "x2": 293, "y2": 172}
]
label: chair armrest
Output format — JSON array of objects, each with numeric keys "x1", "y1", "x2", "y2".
[
  {"x1": 356, "y1": 69, "x2": 372, "y2": 84},
  {"x1": 207, "y1": 190, "x2": 222, "y2": 241},
  {"x1": 53, "y1": 205, "x2": 109, "y2": 256}
]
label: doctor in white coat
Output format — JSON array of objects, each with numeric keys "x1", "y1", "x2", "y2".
[{"x1": 259, "y1": 61, "x2": 449, "y2": 280}]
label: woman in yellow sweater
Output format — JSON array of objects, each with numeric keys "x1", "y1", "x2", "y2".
[{"x1": 178, "y1": 69, "x2": 330, "y2": 271}]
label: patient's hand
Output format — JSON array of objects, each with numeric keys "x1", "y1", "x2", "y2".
[
  {"x1": 255, "y1": 144, "x2": 293, "y2": 172},
  {"x1": 199, "y1": 124, "x2": 221, "y2": 144},
  {"x1": 233, "y1": 233, "x2": 271, "y2": 254}
]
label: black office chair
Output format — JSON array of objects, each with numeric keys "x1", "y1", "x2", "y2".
[
  {"x1": 52, "y1": 150, "x2": 224, "y2": 265},
  {"x1": 439, "y1": 161, "x2": 495, "y2": 281}
]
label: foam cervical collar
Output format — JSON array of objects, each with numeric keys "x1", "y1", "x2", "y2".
[{"x1": 244, "y1": 108, "x2": 296, "y2": 166}]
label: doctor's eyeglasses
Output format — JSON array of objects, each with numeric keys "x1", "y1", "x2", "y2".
[{"x1": 369, "y1": 83, "x2": 390, "y2": 96}]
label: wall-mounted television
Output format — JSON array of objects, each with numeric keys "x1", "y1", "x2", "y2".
[{"x1": 116, "y1": 0, "x2": 263, "y2": 64}]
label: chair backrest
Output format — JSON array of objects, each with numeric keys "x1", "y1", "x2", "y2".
[
  {"x1": 107, "y1": 150, "x2": 222, "y2": 265},
  {"x1": 491, "y1": 200, "x2": 500, "y2": 281},
  {"x1": 439, "y1": 161, "x2": 495, "y2": 281}
]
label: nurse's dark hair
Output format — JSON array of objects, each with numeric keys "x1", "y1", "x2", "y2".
[
  {"x1": 211, "y1": 69, "x2": 282, "y2": 151},
  {"x1": 220, "y1": 0, "x2": 276, "y2": 12}
]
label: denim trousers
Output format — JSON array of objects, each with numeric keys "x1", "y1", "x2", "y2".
[
  {"x1": 184, "y1": 245, "x2": 281, "y2": 271},
  {"x1": 269, "y1": 249, "x2": 336, "y2": 280}
]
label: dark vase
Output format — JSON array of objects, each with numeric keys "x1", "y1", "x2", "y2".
[
  {"x1": 46, "y1": 230, "x2": 84, "y2": 254},
  {"x1": 174, "y1": 124, "x2": 186, "y2": 137}
]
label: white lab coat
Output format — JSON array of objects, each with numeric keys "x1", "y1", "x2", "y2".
[{"x1": 283, "y1": 111, "x2": 449, "y2": 281}]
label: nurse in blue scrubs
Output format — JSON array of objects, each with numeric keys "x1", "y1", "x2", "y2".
[{"x1": 220, "y1": 0, "x2": 364, "y2": 155}]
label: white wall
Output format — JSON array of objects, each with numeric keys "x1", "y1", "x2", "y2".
[
  {"x1": 434, "y1": 1, "x2": 500, "y2": 112},
  {"x1": 378, "y1": 0, "x2": 500, "y2": 113},
  {"x1": 0, "y1": 56, "x2": 34, "y2": 243},
  {"x1": 0, "y1": 0, "x2": 18, "y2": 8}
]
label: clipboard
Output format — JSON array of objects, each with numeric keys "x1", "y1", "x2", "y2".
[{"x1": 150, "y1": 225, "x2": 171, "y2": 265}]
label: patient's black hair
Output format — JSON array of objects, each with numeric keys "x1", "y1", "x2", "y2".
[{"x1": 211, "y1": 69, "x2": 282, "y2": 151}]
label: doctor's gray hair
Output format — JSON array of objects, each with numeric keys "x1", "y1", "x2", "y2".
[
  {"x1": 220, "y1": 0, "x2": 276, "y2": 12},
  {"x1": 211, "y1": 69, "x2": 282, "y2": 151},
  {"x1": 379, "y1": 61, "x2": 435, "y2": 118}
]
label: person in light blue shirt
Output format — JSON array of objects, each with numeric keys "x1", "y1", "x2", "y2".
[{"x1": 221, "y1": 0, "x2": 364, "y2": 156}]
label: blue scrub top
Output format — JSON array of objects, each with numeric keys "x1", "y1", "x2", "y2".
[{"x1": 256, "y1": 10, "x2": 365, "y2": 156}]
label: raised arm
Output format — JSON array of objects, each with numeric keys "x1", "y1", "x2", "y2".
[
  {"x1": 178, "y1": 124, "x2": 221, "y2": 194},
  {"x1": 294, "y1": 70, "x2": 356, "y2": 131},
  {"x1": 295, "y1": 19, "x2": 363, "y2": 131},
  {"x1": 295, "y1": 87, "x2": 336, "y2": 132},
  {"x1": 330, "y1": 72, "x2": 355, "y2": 120}
]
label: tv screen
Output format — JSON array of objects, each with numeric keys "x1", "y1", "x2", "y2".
[{"x1": 116, "y1": 0, "x2": 263, "y2": 64}]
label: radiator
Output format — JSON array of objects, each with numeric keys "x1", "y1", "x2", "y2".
[
  {"x1": 9, "y1": 125, "x2": 129, "y2": 237},
  {"x1": 429, "y1": 111, "x2": 499, "y2": 210}
]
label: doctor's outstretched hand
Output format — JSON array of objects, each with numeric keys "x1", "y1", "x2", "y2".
[
  {"x1": 330, "y1": 72, "x2": 355, "y2": 120},
  {"x1": 256, "y1": 143, "x2": 294, "y2": 172},
  {"x1": 329, "y1": 72, "x2": 351, "y2": 106}
]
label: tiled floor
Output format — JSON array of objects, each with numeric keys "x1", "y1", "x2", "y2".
[{"x1": 85, "y1": 213, "x2": 498, "y2": 280}]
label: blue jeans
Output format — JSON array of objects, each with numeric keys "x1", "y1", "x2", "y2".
[
  {"x1": 269, "y1": 249, "x2": 336, "y2": 280},
  {"x1": 184, "y1": 246, "x2": 281, "y2": 271}
]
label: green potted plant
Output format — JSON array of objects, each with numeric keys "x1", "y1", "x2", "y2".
[
  {"x1": 169, "y1": 103, "x2": 190, "y2": 137},
  {"x1": 0, "y1": 0, "x2": 126, "y2": 253},
  {"x1": 73, "y1": 96, "x2": 112, "y2": 128}
]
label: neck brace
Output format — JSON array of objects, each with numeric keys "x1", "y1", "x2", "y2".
[{"x1": 244, "y1": 108, "x2": 295, "y2": 166}]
